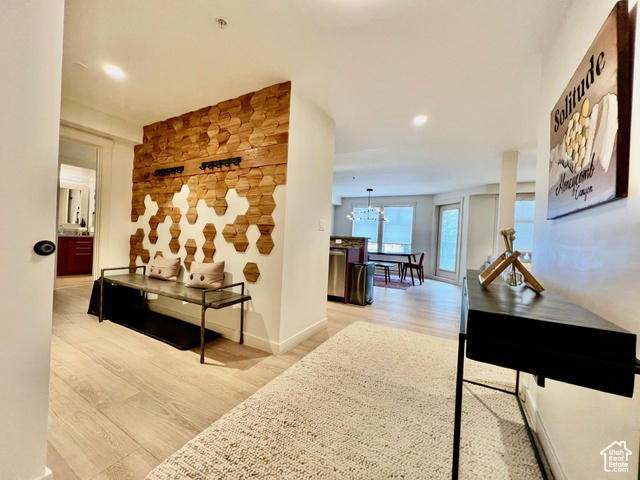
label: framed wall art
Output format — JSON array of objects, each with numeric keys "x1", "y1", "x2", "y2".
[{"x1": 547, "y1": 1, "x2": 631, "y2": 219}]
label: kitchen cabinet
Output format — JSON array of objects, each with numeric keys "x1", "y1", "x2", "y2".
[{"x1": 57, "y1": 236, "x2": 94, "y2": 276}]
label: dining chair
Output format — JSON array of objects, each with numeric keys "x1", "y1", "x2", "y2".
[{"x1": 401, "y1": 252, "x2": 425, "y2": 285}]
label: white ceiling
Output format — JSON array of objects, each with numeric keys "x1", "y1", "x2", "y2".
[{"x1": 61, "y1": 0, "x2": 569, "y2": 200}]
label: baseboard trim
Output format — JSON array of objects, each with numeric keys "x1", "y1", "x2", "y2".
[
  {"x1": 523, "y1": 389, "x2": 566, "y2": 480},
  {"x1": 146, "y1": 303, "x2": 327, "y2": 355},
  {"x1": 35, "y1": 468, "x2": 53, "y2": 480},
  {"x1": 535, "y1": 409, "x2": 567, "y2": 480},
  {"x1": 424, "y1": 274, "x2": 460, "y2": 285},
  {"x1": 276, "y1": 317, "x2": 328, "y2": 355},
  {"x1": 147, "y1": 303, "x2": 240, "y2": 340},
  {"x1": 522, "y1": 384, "x2": 535, "y2": 426},
  {"x1": 242, "y1": 331, "x2": 274, "y2": 353}
]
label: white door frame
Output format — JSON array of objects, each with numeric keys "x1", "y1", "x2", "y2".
[
  {"x1": 435, "y1": 202, "x2": 462, "y2": 281},
  {"x1": 59, "y1": 124, "x2": 114, "y2": 279}
]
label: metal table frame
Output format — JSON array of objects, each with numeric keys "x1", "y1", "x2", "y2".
[
  {"x1": 452, "y1": 273, "x2": 640, "y2": 479},
  {"x1": 99, "y1": 266, "x2": 251, "y2": 363},
  {"x1": 452, "y1": 295, "x2": 548, "y2": 479}
]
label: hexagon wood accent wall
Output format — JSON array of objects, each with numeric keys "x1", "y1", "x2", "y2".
[
  {"x1": 243, "y1": 262, "x2": 260, "y2": 283},
  {"x1": 129, "y1": 82, "x2": 290, "y2": 275}
]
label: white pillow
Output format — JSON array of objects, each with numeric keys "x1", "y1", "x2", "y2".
[
  {"x1": 148, "y1": 256, "x2": 181, "y2": 281},
  {"x1": 186, "y1": 261, "x2": 225, "y2": 289}
]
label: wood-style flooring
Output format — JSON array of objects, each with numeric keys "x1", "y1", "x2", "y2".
[
  {"x1": 55, "y1": 274, "x2": 94, "y2": 289},
  {"x1": 48, "y1": 278, "x2": 461, "y2": 479}
]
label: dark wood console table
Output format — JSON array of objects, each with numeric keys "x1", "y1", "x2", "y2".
[
  {"x1": 100, "y1": 267, "x2": 251, "y2": 363},
  {"x1": 452, "y1": 269, "x2": 638, "y2": 479}
]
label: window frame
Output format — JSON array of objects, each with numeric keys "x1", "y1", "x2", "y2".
[
  {"x1": 513, "y1": 193, "x2": 535, "y2": 262},
  {"x1": 351, "y1": 202, "x2": 416, "y2": 254}
]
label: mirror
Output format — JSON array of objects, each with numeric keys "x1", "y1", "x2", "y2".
[
  {"x1": 58, "y1": 188, "x2": 82, "y2": 224},
  {"x1": 58, "y1": 162, "x2": 96, "y2": 233}
]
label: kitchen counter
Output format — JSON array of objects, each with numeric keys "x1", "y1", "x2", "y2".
[{"x1": 329, "y1": 236, "x2": 369, "y2": 263}]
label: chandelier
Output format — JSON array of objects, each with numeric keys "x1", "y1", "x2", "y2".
[{"x1": 347, "y1": 188, "x2": 388, "y2": 221}]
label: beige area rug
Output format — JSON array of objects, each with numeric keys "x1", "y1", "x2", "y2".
[{"x1": 146, "y1": 322, "x2": 544, "y2": 479}]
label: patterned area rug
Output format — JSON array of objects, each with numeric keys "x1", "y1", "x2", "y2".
[
  {"x1": 146, "y1": 322, "x2": 543, "y2": 480},
  {"x1": 373, "y1": 274, "x2": 412, "y2": 290}
]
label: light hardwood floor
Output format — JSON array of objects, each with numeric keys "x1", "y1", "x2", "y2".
[
  {"x1": 55, "y1": 274, "x2": 94, "y2": 289},
  {"x1": 48, "y1": 278, "x2": 461, "y2": 479}
]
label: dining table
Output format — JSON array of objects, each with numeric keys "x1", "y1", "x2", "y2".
[{"x1": 367, "y1": 251, "x2": 418, "y2": 278}]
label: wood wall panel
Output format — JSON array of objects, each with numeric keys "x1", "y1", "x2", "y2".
[
  {"x1": 129, "y1": 82, "x2": 290, "y2": 273},
  {"x1": 243, "y1": 262, "x2": 260, "y2": 283}
]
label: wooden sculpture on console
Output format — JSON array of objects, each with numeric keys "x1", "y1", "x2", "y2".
[{"x1": 478, "y1": 228, "x2": 544, "y2": 292}]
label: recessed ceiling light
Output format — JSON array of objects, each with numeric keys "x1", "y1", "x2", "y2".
[
  {"x1": 104, "y1": 64, "x2": 125, "y2": 80},
  {"x1": 413, "y1": 115, "x2": 427, "y2": 126}
]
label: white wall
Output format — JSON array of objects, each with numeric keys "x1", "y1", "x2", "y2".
[
  {"x1": 60, "y1": 98, "x2": 141, "y2": 144},
  {"x1": 0, "y1": 1, "x2": 64, "y2": 479},
  {"x1": 333, "y1": 194, "x2": 434, "y2": 270},
  {"x1": 531, "y1": 1, "x2": 640, "y2": 478},
  {"x1": 332, "y1": 184, "x2": 532, "y2": 284},
  {"x1": 136, "y1": 183, "x2": 288, "y2": 352},
  {"x1": 136, "y1": 87, "x2": 335, "y2": 354},
  {"x1": 466, "y1": 194, "x2": 498, "y2": 270},
  {"x1": 279, "y1": 88, "x2": 335, "y2": 350},
  {"x1": 434, "y1": 182, "x2": 536, "y2": 282}
]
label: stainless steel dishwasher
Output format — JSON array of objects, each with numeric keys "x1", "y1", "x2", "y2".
[{"x1": 328, "y1": 248, "x2": 347, "y2": 298}]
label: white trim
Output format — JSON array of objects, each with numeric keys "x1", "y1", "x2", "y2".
[
  {"x1": 33, "y1": 468, "x2": 53, "y2": 480},
  {"x1": 59, "y1": 125, "x2": 115, "y2": 280},
  {"x1": 430, "y1": 196, "x2": 465, "y2": 282},
  {"x1": 243, "y1": 331, "x2": 276, "y2": 353},
  {"x1": 532, "y1": 406, "x2": 567, "y2": 480},
  {"x1": 434, "y1": 201, "x2": 463, "y2": 282},
  {"x1": 276, "y1": 317, "x2": 328, "y2": 355},
  {"x1": 423, "y1": 274, "x2": 458, "y2": 285},
  {"x1": 350, "y1": 200, "x2": 416, "y2": 254},
  {"x1": 148, "y1": 302, "x2": 328, "y2": 355},
  {"x1": 147, "y1": 302, "x2": 243, "y2": 342},
  {"x1": 433, "y1": 196, "x2": 464, "y2": 207},
  {"x1": 521, "y1": 385, "x2": 567, "y2": 480}
]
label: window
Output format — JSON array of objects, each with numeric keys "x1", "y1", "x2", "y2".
[
  {"x1": 513, "y1": 195, "x2": 535, "y2": 262},
  {"x1": 352, "y1": 205, "x2": 414, "y2": 253},
  {"x1": 382, "y1": 206, "x2": 413, "y2": 253},
  {"x1": 436, "y1": 203, "x2": 461, "y2": 280},
  {"x1": 352, "y1": 207, "x2": 379, "y2": 252}
]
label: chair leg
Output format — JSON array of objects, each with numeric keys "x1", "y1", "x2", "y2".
[
  {"x1": 410, "y1": 268, "x2": 415, "y2": 286},
  {"x1": 419, "y1": 267, "x2": 423, "y2": 284},
  {"x1": 385, "y1": 267, "x2": 389, "y2": 284}
]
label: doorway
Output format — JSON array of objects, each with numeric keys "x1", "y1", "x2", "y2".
[
  {"x1": 435, "y1": 203, "x2": 462, "y2": 281},
  {"x1": 55, "y1": 139, "x2": 98, "y2": 288}
]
